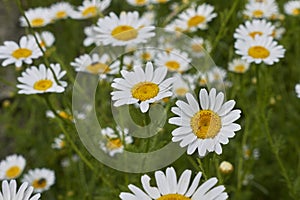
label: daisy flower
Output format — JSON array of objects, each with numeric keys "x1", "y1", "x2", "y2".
[
  {"x1": 235, "y1": 35, "x2": 285, "y2": 65},
  {"x1": 100, "y1": 126, "x2": 133, "y2": 157},
  {"x1": 234, "y1": 19, "x2": 275, "y2": 40},
  {"x1": 22, "y1": 168, "x2": 55, "y2": 193},
  {"x1": 51, "y1": 134, "x2": 66, "y2": 149},
  {"x1": 0, "y1": 155, "x2": 26, "y2": 180},
  {"x1": 120, "y1": 166, "x2": 228, "y2": 200},
  {"x1": 46, "y1": 110, "x2": 73, "y2": 121},
  {"x1": 71, "y1": 0, "x2": 111, "y2": 19},
  {"x1": 49, "y1": 2, "x2": 74, "y2": 20},
  {"x1": 151, "y1": 0, "x2": 169, "y2": 3},
  {"x1": 228, "y1": 58, "x2": 250, "y2": 74},
  {"x1": 17, "y1": 63, "x2": 67, "y2": 94},
  {"x1": 20, "y1": 7, "x2": 52, "y2": 27},
  {"x1": 189, "y1": 37, "x2": 212, "y2": 58},
  {"x1": 93, "y1": 11, "x2": 155, "y2": 46},
  {"x1": 172, "y1": 74, "x2": 191, "y2": 98},
  {"x1": 295, "y1": 84, "x2": 300, "y2": 98},
  {"x1": 133, "y1": 48, "x2": 156, "y2": 64},
  {"x1": 0, "y1": 180, "x2": 41, "y2": 200},
  {"x1": 207, "y1": 66, "x2": 227, "y2": 84},
  {"x1": 176, "y1": 4, "x2": 217, "y2": 32},
  {"x1": 284, "y1": 1, "x2": 300, "y2": 16},
  {"x1": 0, "y1": 36, "x2": 43, "y2": 68},
  {"x1": 169, "y1": 88, "x2": 242, "y2": 157},
  {"x1": 71, "y1": 53, "x2": 120, "y2": 80},
  {"x1": 243, "y1": 1, "x2": 279, "y2": 19},
  {"x1": 83, "y1": 25, "x2": 101, "y2": 47},
  {"x1": 126, "y1": 0, "x2": 150, "y2": 7},
  {"x1": 111, "y1": 61, "x2": 174, "y2": 113},
  {"x1": 30, "y1": 31, "x2": 55, "y2": 50},
  {"x1": 155, "y1": 49, "x2": 192, "y2": 73}
]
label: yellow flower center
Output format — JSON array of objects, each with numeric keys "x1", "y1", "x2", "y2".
[
  {"x1": 107, "y1": 138, "x2": 122, "y2": 150},
  {"x1": 157, "y1": 194, "x2": 191, "y2": 200},
  {"x1": 86, "y1": 62, "x2": 110, "y2": 74},
  {"x1": 56, "y1": 11, "x2": 67, "y2": 19},
  {"x1": 111, "y1": 25, "x2": 138, "y2": 41},
  {"x1": 234, "y1": 65, "x2": 246, "y2": 73},
  {"x1": 199, "y1": 78, "x2": 207, "y2": 86},
  {"x1": 191, "y1": 44, "x2": 203, "y2": 52},
  {"x1": 141, "y1": 52, "x2": 151, "y2": 61},
  {"x1": 190, "y1": 110, "x2": 222, "y2": 139},
  {"x1": 31, "y1": 18, "x2": 45, "y2": 27},
  {"x1": 135, "y1": 0, "x2": 146, "y2": 5},
  {"x1": 187, "y1": 15, "x2": 206, "y2": 28},
  {"x1": 32, "y1": 178, "x2": 47, "y2": 189},
  {"x1": 6, "y1": 166, "x2": 21, "y2": 178},
  {"x1": 58, "y1": 111, "x2": 73, "y2": 120},
  {"x1": 12, "y1": 48, "x2": 32, "y2": 59},
  {"x1": 175, "y1": 88, "x2": 188, "y2": 96},
  {"x1": 33, "y1": 80, "x2": 53, "y2": 91},
  {"x1": 249, "y1": 31, "x2": 263, "y2": 39},
  {"x1": 292, "y1": 8, "x2": 300, "y2": 15},
  {"x1": 165, "y1": 61, "x2": 180, "y2": 71},
  {"x1": 252, "y1": 10, "x2": 264, "y2": 18},
  {"x1": 248, "y1": 46, "x2": 270, "y2": 59},
  {"x1": 131, "y1": 82, "x2": 159, "y2": 101},
  {"x1": 82, "y1": 6, "x2": 97, "y2": 17}
]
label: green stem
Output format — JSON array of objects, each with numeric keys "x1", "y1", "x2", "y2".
[{"x1": 196, "y1": 157, "x2": 208, "y2": 180}]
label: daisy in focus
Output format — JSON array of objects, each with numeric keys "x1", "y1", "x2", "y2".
[
  {"x1": 49, "y1": 2, "x2": 74, "y2": 20},
  {"x1": 71, "y1": 53, "x2": 120, "y2": 80},
  {"x1": 100, "y1": 126, "x2": 133, "y2": 157},
  {"x1": 0, "y1": 154, "x2": 26, "y2": 180},
  {"x1": 295, "y1": 84, "x2": 300, "y2": 98},
  {"x1": 120, "y1": 166, "x2": 228, "y2": 200},
  {"x1": 0, "y1": 36, "x2": 43, "y2": 68},
  {"x1": 169, "y1": 88, "x2": 241, "y2": 157},
  {"x1": 22, "y1": 168, "x2": 55, "y2": 193},
  {"x1": 243, "y1": 0, "x2": 279, "y2": 19},
  {"x1": 176, "y1": 3, "x2": 217, "y2": 32},
  {"x1": 155, "y1": 49, "x2": 191, "y2": 73},
  {"x1": 284, "y1": 1, "x2": 300, "y2": 16},
  {"x1": 235, "y1": 35, "x2": 285, "y2": 65},
  {"x1": 228, "y1": 58, "x2": 250, "y2": 74},
  {"x1": 93, "y1": 11, "x2": 155, "y2": 46},
  {"x1": 234, "y1": 19, "x2": 275, "y2": 40},
  {"x1": 70, "y1": 0, "x2": 111, "y2": 19},
  {"x1": 17, "y1": 63, "x2": 67, "y2": 94},
  {"x1": 111, "y1": 61, "x2": 174, "y2": 113},
  {"x1": 0, "y1": 180, "x2": 41, "y2": 200},
  {"x1": 20, "y1": 7, "x2": 52, "y2": 27}
]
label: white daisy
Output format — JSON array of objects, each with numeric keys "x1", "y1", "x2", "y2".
[
  {"x1": 172, "y1": 74, "x2": 191, "y2": 98},
  {"x1": 243, "y1": 1, "x2": 279, "y2": 19},
  {"x1": 100, "y1": 126, "x2": 133, "y2": 157},
  {"x1": 51, "y1": 134, "x2": 66, "y2": 149},
  {"x1": 20, "y1": 7, "x2": 52, "y2": 27},
  {"x1": 150, "y1": 0, "x2": 169, "y2": 3},
  {"x1": 176, "y1": 4, "x2": 217, "y2": 32},
  {"x1": 46, "y1": 110, "x2": 73, "y2": 121},
  {"x1": 126, "y1": 0, "x2": 150, "y2": 7},
  {"x1": 120, "y1": 166, "x2": 228, "y2": 200},
  {"x1": 228, "y1": 58, "x2": 250, "y2": 74},
  {"x1": 272, "y1": 26, "x2": 285, "y2": 40},
  {"x1": 0, "y1": 36, "x2": 43, "y2": 68},
  {"x1": 111, "y1": 61, "x2": 174, "y2": 113},
  {"x1": 93, "y1": 11, "x2": 155, "y2": 46},
  {"x1": 155, "y1": 49, "x2": 192, "y2": 73},
  {"x1": 70, "y1": 0, "x2": 111, "y2": 19},
  {"x1": 133, "y1": 48, "x2": 156, "y2": 64},
  {"x1": 169, "y1": 88, "x2": 242, "y2": 157},
  {"x1": 0, "y1": 180, "x2": 41, "y2": 200},
  {"x1": 284, "y1": 1, "x2": 300, "y2": 16},
  {"x1": 17, "y1": 63, "x2": 67, "y2": 94},
  {"x1": 234, "y1": 19, "x2": 275, "y2": 40},
  {"x1": 189, "y1": 37, "x2": 212, "y2": 58},
  {"x1": 70, "y1": 53, "x2": 120, "y2": 80},
  {"x1": 207, "y1": 66, "x2": 227, "y2": 84},
  {"x1": 0, "y1": 155, "x2": 26, "y2": 180},
  {"x1": 22, "y1": 168, "x2": 55, "y2": 193},
  {"x1": 295, "y1": 84, "x2": 300, "y2": 98},
  {"x1": 30, "y1": 31, "x2": 55, "y2": 50},
  {"x1": 235, "y1": 35, "x2": 285, "y2": 65},
  {"x1": 49, "y1": 2, "x2": 74, "y2": 20}
]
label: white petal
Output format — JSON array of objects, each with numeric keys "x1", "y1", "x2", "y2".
[{"x1": 199, "y1": 89, "x2": 209, "y2": 110}]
